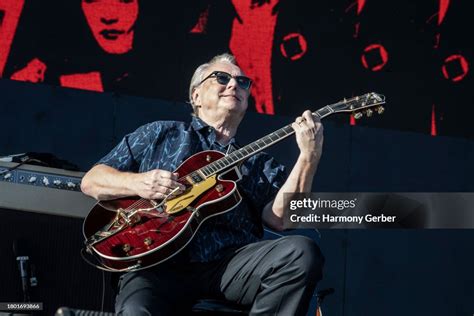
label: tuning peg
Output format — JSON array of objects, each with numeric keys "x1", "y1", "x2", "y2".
[
  {"x1": 376, "y1": 106, "x2": 385, "y2": 114},
  {"x1": 365, "y1": 109, "x2": 373, "y2": 117},
  {"x1": 353, "y1": 112, "x2": 363, "y2": 120}
]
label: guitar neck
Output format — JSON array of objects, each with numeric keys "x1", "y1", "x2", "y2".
[{"x1": 198, "y1": 106, "x2": 332, "y2": 178}]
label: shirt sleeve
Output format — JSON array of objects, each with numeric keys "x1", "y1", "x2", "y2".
[
  {"x1": 96, "y1": 122, "x2": 159, "y2": 172},
  {"x1": 239, "y1": 152, "x2": 288, "y2": 211}
]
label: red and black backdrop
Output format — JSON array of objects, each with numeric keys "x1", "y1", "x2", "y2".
[{"x1": 0, "y1": 0, "x2": 472, "y2": 138}]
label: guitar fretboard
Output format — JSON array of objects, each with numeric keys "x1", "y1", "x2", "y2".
[{"x1": 199, "y1": 106, "x2": 330, "y2": 177}]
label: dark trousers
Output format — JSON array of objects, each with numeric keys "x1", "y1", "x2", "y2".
[{"x1": 115, "y1": 235, "x2": 324, "y2": 316}]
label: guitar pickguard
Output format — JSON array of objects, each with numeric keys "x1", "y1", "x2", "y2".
[{"x1": 165, "y1": 175, "x2": 217, "y2": 214}]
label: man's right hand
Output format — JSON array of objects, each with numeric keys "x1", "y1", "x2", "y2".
[
  {"x1": 81, "y1": 164, "x2": 186, "y2": 201},
  {"x1": 134, "y1": 169, "x2": 186, "y2": 200}
]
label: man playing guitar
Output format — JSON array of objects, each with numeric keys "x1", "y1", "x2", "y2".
[{"x1": 81, "y1": 53, "x2": 324, "y2": 315}]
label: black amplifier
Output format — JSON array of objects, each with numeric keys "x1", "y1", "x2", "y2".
[{"x1": 0, "y1": 162, "x2": 95, "y2": 218}]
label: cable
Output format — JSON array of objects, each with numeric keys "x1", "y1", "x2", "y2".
[
  {"x1": 80, "y1": 248, "x2": 124, "y2": 273},
  {"x1": 0, "y1": 158, "x2": 30, "y2": 175},
  {"x1": 101, "y1": 270, "x2": 106, "y2": 312}
]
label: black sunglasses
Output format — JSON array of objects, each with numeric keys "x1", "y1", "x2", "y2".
[{"x1": 199, "y1": 71, "x2": 252, "y2": 90}]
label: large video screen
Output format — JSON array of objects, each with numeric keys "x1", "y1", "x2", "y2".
[{"x1": 1, "y1": 0, "x2": 472, "y2": 138}]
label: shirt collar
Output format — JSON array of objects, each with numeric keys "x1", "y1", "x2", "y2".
[
  {"x1": 190, "y1": 116, "x2": 237, "y2": 146},
  {"x1": 190, "y1": 115, "x2": 209, "y2": 132}
]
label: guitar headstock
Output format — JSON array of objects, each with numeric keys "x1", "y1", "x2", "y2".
[{"x1": 327, "y1": 92, "x2": 386, "y2": 119}]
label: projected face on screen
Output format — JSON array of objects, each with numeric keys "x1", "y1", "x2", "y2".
[{"x1": 81, "y1": 0, "x2": 138, "y2": 54}]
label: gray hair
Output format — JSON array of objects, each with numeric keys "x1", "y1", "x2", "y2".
[{"x1": 188, "y1": 53, "x2": 238, "y2": 115}]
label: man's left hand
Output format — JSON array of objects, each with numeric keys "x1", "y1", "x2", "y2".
[{"x1": 292, "y1": 110, "x2": 324, "y2": 163}]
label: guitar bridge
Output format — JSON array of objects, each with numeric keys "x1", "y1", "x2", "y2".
[{"x1": 150, "y1": 200, "x2": 165, "y2": 213}]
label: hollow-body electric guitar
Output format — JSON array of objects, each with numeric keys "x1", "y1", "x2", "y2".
[{"x1": 82, "y1": 92, "x2": 386, "y2": 272}]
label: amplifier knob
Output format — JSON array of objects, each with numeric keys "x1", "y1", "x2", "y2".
[
  {"x1": 3, "y1": 173, "x2": 12, "y2": 180},
  {"x1": 42, "y1": 177, "x2": 50, "y2": 186},
  {"x1": 53, "y1": 180, "x2": 62, "y2": 186},
  {"x1": 28, "y1": 176, "x2": 37, "y2": 183},
  {"x1": 67, "y1": 181, "x2": 76, "y2": 188}
]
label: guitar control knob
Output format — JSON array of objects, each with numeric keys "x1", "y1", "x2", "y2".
[
  {"x1": 366, "y1": 109, "x2": 373, "y2": 117},
  {"x1": 122, "y1": 244, "x2": 131, "y2": 253},
  {"x1": 144, "y1": 237, "x2": 153, "y2": 246},
  {"x1": 215, "y1": 184, "x2": 224, "y2": 193},
  {"x1": 206, "y1": 155, "x2": 212, "y2": 162},
  {"x1": 376, "y1": 106, "x2": 385, "y2": 114},
  {"x1": 354, "y1": 112, "x2": 363, "y2": 120}
]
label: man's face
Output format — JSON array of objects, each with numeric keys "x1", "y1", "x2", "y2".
[
  {"x1": 81, "y1": 0, "x2": 138, "y2": 54},
  {"x1": 193, "y1": 62, "x2": 250, "y2": 119}
]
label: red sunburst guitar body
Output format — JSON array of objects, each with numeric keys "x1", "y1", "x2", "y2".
[{"x1": 83, "y1": 150, "x2": 242, "y2": 272}]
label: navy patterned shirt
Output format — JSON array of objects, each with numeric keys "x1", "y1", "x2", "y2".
[{"x1": 97, "y1": 116, "x2": 287, "y2": 262}]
